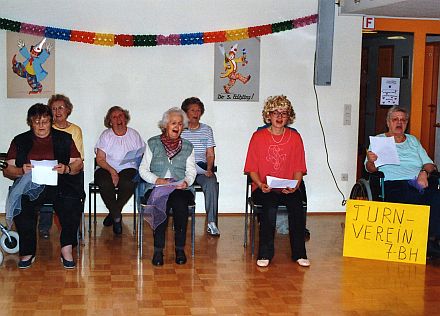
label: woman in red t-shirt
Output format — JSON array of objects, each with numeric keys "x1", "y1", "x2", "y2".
[{"x1": 244, "y1": 95, "x2": 309, "y2": 268}]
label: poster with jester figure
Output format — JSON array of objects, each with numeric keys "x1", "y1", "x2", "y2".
[
  {"x1": 7, "y1": 32, "x2": 55, "y2": 98},
  {"x1": 214, "y1": 38, "x2": 260, "y2": 102}
]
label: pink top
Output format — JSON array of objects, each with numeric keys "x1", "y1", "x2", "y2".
[{"x1": 244, "y1": 127, "x2": 307, "y2": 191}]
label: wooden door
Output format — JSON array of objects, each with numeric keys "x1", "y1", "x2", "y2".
[
  {"x1": 421, "y1": 43, "x2": 440, "y2": 158},
  {"x1": 357, "y1": 47, "x2": 368, "y2": 179},
  {"x1": 375, "y1": 46, "x2": 394, "y2": 134}
]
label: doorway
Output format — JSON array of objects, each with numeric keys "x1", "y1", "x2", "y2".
[{"x1": 356, "y1": 31, "x2": 414, "y2": 179}]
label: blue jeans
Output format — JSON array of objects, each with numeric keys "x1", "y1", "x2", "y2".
[{"x1": 194, "y1": 174, "x2": 219, "y2": 223}]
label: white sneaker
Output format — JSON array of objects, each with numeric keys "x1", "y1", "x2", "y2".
[
  {"x1": 207, "y1": 222, "x2": 220, "y2": 236},
  {"x1": 256, "y1": 259, "x2": 270, "y2": 267},
  {"x1": 296, "y1": 258, "x2": 310, "y2": 267}
]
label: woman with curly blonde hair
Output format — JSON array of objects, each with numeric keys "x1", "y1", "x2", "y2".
[{"x1": 244, "y1": 95, "x2": 309, "y2": 268}]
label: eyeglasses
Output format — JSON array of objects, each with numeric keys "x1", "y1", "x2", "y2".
[
  {"x1": 390, "y1": 117, "x2": 408, "y2": 123},
  {"x1": 32, "y1": 119, "x2": 51, "y2": 126},
  {"x1": 270, "y1": 111, "x2": 289, "y2": 118},
  {"x1": 51, "y1": 105, "x2": 65, "y2": 111}
]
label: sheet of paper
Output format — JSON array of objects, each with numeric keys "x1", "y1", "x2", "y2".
[
  {"x1": 155, "y1": 180, "x2": 184, "y2": 187},
  {"x1": 31, "y1": 160, "x2": 58, "y2": 185},
  {"x1": 119, "y1": 145, "x2": 146, "y2": 165},
  {"x1": 369, "y1": 136, "x2": 400, "y2": 167},
  {"x1": 266, "y1": 176, "x2": 298, "y2": 189}
]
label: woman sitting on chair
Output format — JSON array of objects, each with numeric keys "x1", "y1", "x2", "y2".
[
  {"x1": 3, "y1": 103, "x2": 84, "y2": 269},
  {"x1": 94, "y1": 106, "x2": 145, "y2": 235},
  {"x1": 366, "y1": 105, "x2": 440, "y2": 257},
  {"x1": 139, "y1": 107, "x2": 196, "y2": 266},
  {"x1": 244, "y1": 95, "x2": 309, "y2": 268},
  {"x1": 181, "y1": 97, "x2": 220, "y2": 236},
  {"x1": 38, "y1": 94, "x2": 85, "y2": 240}
]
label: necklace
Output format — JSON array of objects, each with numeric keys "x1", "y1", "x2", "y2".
[
  {"x1": 189, "y1": 123, "x2": 200, "y2": 130},
  {"x1": 269, "y1": 126, "x2": 285, "y2": 144}
]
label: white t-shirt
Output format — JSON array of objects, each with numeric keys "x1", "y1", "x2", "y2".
[{"x1": 94, "y1": 127, "x2": 145, "y2": 172}]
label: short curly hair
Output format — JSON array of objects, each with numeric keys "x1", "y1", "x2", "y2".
[
  {"x1": 47, "y1": 94, "x2": 73, "y2": 116},
  {"x1": 386, "y1": 106, "x2": 409, "y2": 122},
  {"x1": 104, "y1": 106, "x2": 130, "y2": 128},
  {"x1": 158, "y1": 107, "x2": 188, "y2": 132},
  {"x1": 262, "y1": 95, "x2": 295, "y2": 125}
]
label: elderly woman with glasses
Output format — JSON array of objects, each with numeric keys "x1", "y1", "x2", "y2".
[
  {"x1": 366, "y1": 106, "x2": 440, "y2": 258},
  {"x1": 94, "y1": 106, "x2": 145, "y2": 235},
  {"x1": 139, "y1": 107, "x2": 196, "y2": 266},
  {"x1": 38, "y1": 94, "x2": 84, "y2": 239},
  {"x1": 244, "y1": 95, "x2": 309, "y2": 268},
  {"x1": 3, "y1": 103, "x2": 84, "y2": 269}
]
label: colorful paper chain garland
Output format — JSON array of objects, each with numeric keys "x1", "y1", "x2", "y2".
[{"x1": 0, "y1": 14, "x2": 317, "y2": 47}]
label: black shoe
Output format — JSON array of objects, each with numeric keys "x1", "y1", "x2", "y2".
[
  {"x1": 103, "y1": 214, "x2": 113, "y2": 226},
  {"x1": 152, "y1": 250, "x2": 164, "y2": 266},
  {"x1": 60, "y1": 254, "x2": 76, "y2": 269},
  {"x1": 113, "y1": 220, "x2": 122, "y2": 235},
  {"x1": 18, "y1": 255, "x2": 35, "y2": 269},
  {"x1": 175, "y1": 249, "x2": 187, "y2": 265}
]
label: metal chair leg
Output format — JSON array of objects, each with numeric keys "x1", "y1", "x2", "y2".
[
  {"x1": 139, "y1": 206, "x2": 143, "y2": 259},
  {"x1": 250, "y1": 203, "x2": 255, "y2": 257},
  {"x1": 88, "y1": 186, "x2": 92, "y2": 232},
  {"x1": 244, "y1": 199, "x2": 249, "y2": 248},
  {"x1": 191, "y1": 210, "x2": 195, "y2": 257},
  {"x1": 93, "y1": 189, "x2": 97, "y2": 224},
  {"x1": 133, "y1": 190, "x2": 137, "y2": 235}
]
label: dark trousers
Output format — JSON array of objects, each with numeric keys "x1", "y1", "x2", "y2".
[
  {"x1": 384, "y1": 180, "x2": 440, "y2": 238},
  {"x1": 252, "y1": 189, "x2": 307, "y2": 261},
  {"x1": 94, "y1": 168, "x2": 137, "y2": 220},
  {"x1": 144, "y1": 189, "x2": 194, "y2": 250},
  {"x1": 14, "y1": 186, "x2": 82, "y2": 256}
]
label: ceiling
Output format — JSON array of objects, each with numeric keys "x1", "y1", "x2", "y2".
[{"x1": 339, "y1": 0, "x2": 440, "y2": 19}]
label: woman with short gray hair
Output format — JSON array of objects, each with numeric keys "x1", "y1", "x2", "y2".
[{"x1": 139, "y1": 107, "x2": 196, "y2": 266}]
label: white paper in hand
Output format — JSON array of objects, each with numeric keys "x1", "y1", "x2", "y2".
[
  {"x1": 369, "y1": 136, "x2": 400, "y2": 167},
  {"x1": 266, "y1": 176, "x2": 298, "y2": 189},
  {"x1": 31, "y1": 160, "x2": 58, "y2": 185}
]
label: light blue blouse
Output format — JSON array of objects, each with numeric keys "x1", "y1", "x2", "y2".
[{"x1": 367, "y1": 133, "x2": 433, "y2": 181}]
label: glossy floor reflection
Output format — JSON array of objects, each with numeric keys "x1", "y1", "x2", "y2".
[{"x1": 0, "y1": 214, "x2": 439, "y2": 315}]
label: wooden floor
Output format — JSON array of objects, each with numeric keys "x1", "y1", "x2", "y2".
[{"x1": 1, "y1": 213, "x2": 440, "y2": 315}]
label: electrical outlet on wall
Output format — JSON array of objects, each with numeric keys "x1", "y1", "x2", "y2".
[
  {"x1": 341, "y1": 173, "x2": 348, "y2": 181},
  {"x1": 343, "y1": 104, "x2": 351, "y2": 126}
]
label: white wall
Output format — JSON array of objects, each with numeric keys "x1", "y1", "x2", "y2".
[{"x1": 0, "y1": 1, "x2": 362, "y2": 213}]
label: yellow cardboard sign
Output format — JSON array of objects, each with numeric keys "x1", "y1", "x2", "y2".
[{"x1": 343, "y1": 199, "x2": 430, "y2": 264}]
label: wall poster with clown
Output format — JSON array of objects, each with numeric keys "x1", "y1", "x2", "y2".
[
  {"x1": 7, "y1": 32, "x2": 55, "y2": 98},
  {"x1": 214, "y1": 37, "x2": 260, "y2": 102}
]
